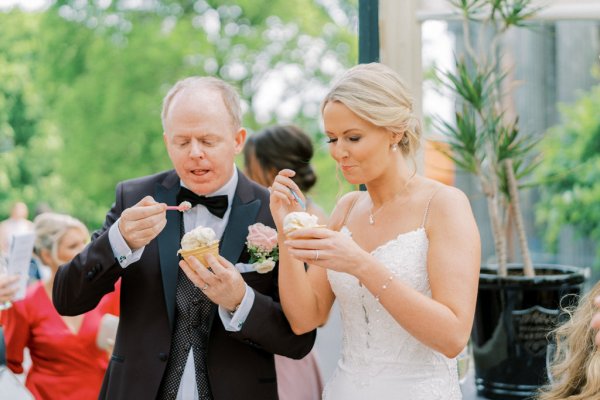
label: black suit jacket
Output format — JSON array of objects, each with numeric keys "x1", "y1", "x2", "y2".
[{"x1": 53, "y1": 169, "x2": 315, "y2": 400}]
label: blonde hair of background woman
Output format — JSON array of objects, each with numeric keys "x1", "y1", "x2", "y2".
[
  {"x1": 539, "y1": 282, "x2": 600, "y2": 399},
  {"x1": 33, "y1": 213, "x2": 88, "y2": 266},
  {"x1": 321, "y1": 62, "x2": 421, "y2": 159}
]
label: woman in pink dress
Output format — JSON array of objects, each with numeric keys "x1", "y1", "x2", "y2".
[{"x1": 1, "y1": 212, "x2": 120, "y2": 400}]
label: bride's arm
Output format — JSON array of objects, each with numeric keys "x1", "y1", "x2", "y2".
[
  {"x1": 275, "y1": 188, "x2": 358, "y2": 334},
  {"x1": 277, "y1": 234, "x2": 334, "y2": 334},
  {"x1": 355, "y1": 186, "x2": 480, "y2": 358}
]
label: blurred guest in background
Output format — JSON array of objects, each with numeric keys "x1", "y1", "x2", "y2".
[
  {"x1": 244, "y1": 124, "x2": 325, "y2": 400},
  {"x1": 540, "y1": 281, "x2": 600, "y2": 400},
  {"x1": 0, "y1": 201, "x2": 41, "y2": 282},
  {"x1": 1, "y1": 213, "x2": 119, "y2": 400},
  {"x1": 0, "y1": 202, "x2": 34, "y2": 257},
  {"x1": 0, "y1": 274, "x2": 19, "y2": 305}
]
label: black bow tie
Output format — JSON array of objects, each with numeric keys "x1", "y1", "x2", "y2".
[{"x1": 176, "y1": 187, "x2": 229, "y2": 218}]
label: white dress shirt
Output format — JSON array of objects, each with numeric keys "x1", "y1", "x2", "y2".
[{"x1": 108, "y1": 167, "x2": 256, "y2": 399}]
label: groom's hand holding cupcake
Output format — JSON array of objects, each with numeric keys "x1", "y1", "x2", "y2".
[{"x1": 178, "y1": 225, "x2": 246, "y2": 313}]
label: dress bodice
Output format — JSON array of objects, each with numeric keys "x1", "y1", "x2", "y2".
[{"x1": 324, "y1": 226, "x2": 461, "y2": 399}]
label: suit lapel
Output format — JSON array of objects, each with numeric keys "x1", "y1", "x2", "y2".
[
  {"x1": 155, "y1": 172, "x2": 180, "y2": 330},
  {"x1": 220, "y1": 176, "x2": 261, "y2": 264}
]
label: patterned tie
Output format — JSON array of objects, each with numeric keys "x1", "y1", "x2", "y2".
[{"x1": 157, "y1": 214, "x2": 215, "y2": 400}]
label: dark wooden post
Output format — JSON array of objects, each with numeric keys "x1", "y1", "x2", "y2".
[
  {"x1": 359, "y1": 0, "x2": 379, "y2": 63},
  {"x1": 358, "y1": 0, "x2": 379, "y2": 192}
]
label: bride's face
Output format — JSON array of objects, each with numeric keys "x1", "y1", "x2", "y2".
[{"x1": 323, "y1": 101, "x2": 394, "y2": 185}]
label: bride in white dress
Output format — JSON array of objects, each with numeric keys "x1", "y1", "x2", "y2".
[{"x1": 269, "y1": 63, "x2": 481, "y2": 400}]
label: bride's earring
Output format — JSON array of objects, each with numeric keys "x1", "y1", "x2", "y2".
[{"x1": 391, "y1": 143, "x2": 399, "y2": 152}]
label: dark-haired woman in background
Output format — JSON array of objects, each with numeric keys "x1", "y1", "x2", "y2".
[
  {"x1": 244, "y1": 125, "x2": 325, "y2": 400},
  {"x1": 244, "y1": 125, "x2": 328, "y2": 224}
]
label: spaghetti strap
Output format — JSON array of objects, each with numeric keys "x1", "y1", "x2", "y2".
[
  {"x1": 341, "y1": 192, "x2": 360, "y2": 227},
  {"x1": 421, "y1": 187, "x2": 442, "y2": 228}
]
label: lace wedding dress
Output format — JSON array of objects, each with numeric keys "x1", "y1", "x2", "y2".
[{"x1": 323, "y1": 226, "x2": 461, "y2": 400}]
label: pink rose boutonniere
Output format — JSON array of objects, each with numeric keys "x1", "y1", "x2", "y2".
[{"x1": 246, "y1": 223, "x2": 279, "y2": 273}]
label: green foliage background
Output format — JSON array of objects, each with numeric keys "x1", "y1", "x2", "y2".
[
  {"x1": 0, "y1": 0, "x2": 357, "y2": 229},
  {"x1": 536, "y1": 82, "x2": 600, "y2": 266}
]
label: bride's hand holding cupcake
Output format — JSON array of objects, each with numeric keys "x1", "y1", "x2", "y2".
[
  {"x1": 281, "y1": 211, "x2": 368, "y2": 275},
  {"x1": 283, "y1": 211, "x2": 369, "y2": 275}
]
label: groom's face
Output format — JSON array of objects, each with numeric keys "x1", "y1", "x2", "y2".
[{"x1": 163, "y1": 88, "x2": 246, "y2": 195}]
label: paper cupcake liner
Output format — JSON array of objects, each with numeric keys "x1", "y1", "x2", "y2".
[{"x1": 178, "y1": 242, "x2": 219, "y2": 267}]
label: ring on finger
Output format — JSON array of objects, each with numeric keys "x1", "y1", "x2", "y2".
[
  {"x1": 201, "y1": 283, "x2": 209, "y2": 291},
  {"x1": 314, "y1": 249, "x2": 319, "y2": 261}
]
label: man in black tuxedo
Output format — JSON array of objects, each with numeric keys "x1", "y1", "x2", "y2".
[{"x1": 53, "y1": 76, "x2": 315, "y2": 400}]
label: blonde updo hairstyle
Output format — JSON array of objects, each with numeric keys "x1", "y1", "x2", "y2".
[
  {"x1": 33, "y1": 212, "x2": 88, "y2": 267},
  {"x1": 321, "y1": 62, "x2": 421, "y2": 159},
  {"x1": 539, "y1": 281, "x2": 600, "y2": 399}
]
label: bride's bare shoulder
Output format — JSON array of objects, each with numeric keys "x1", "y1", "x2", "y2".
[
  {"x1": 423, "y1": 179, "x2": 476, "y2": 232},
  {"x1": 328, "y1": 191, "x2": 362, "y2": 231}
]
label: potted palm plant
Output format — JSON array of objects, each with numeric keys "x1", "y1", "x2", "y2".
[{"x1": 436, "y1": 1, "x2": 587, "y2": 398}]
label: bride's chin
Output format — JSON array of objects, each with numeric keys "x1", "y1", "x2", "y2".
[{"x1": 343, "y1": 176, "x2": 364, "y2": 186}]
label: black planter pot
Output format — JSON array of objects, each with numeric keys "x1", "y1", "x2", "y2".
[{"x1": 472, "y1": 264, "x2": 587, "y2": 400}]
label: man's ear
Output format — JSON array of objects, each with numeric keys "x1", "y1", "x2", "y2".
[{"x1": 234, "y1": 128, "x2": 247, "y2": 155}]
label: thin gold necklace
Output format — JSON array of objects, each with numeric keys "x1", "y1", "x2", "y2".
[{"x1": 368, "y1": 176, "x2": 414, "y2": 225}]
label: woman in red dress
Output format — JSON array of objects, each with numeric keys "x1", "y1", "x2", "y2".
[{"x1": 1, "y1": 212, "x2": 120, "y2": 400}]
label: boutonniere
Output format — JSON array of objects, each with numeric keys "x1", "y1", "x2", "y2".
[{"x1": 246, "y1": 223, "x2": 279, "y2": 273}]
